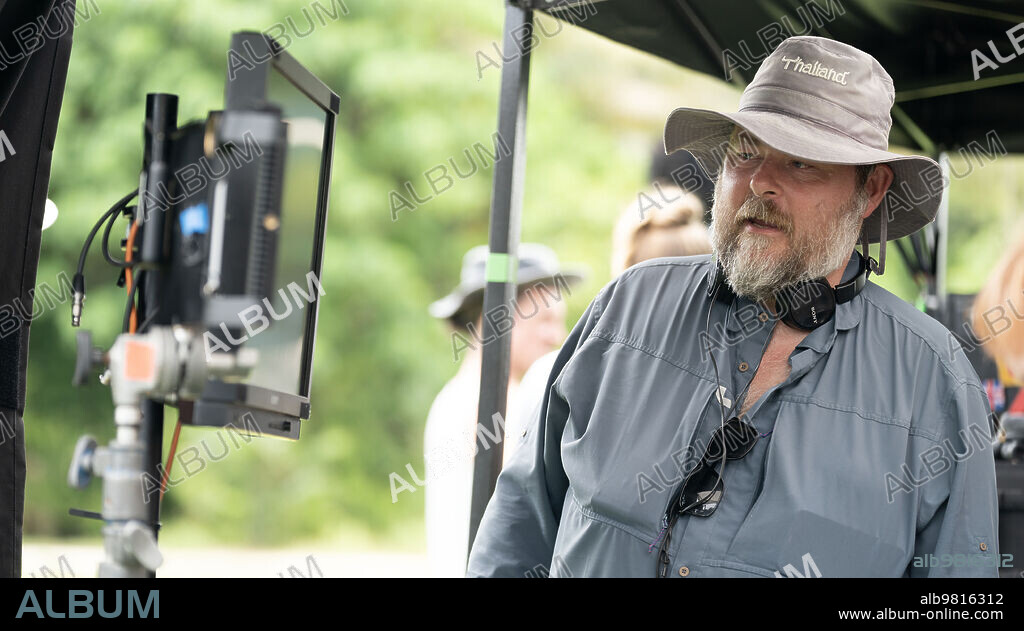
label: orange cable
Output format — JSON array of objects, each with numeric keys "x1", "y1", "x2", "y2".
[
  {"x1": 160, "y1": 421, "x2": 182, "y2": 500},
  {"x1": 124, "y1": 221, "x2": 140, "y2": 333},
  {"x1": 122, "y1": 220, "x2": 182, "y2": 501}
]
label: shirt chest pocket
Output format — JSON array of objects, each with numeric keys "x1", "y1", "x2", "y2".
[
  {"x1": 714, "y1": 399, "x2": 916, "y2": 577},
  {"x1": 557, "y1": 338, "x2": 719, "y2": 542}
]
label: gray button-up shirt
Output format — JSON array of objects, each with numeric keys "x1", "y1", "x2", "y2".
[{"x1": 467, "y1": 253, "x2": 1000, "y2": 577}]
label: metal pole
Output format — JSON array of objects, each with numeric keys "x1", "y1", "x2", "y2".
[
  {"x1": 935, "y1": 152, "x2": 950, "y2": 312},
  {"x1": 467, "y1": 2, "x2": 533, "y2": 562},
  {"x1": 139, "y1": 393, "x2": 163, "y2": 579},
  {"x1": 134, "y1": 93, "x2": 177, "y2": 577},
  {"x1": 132, "y1": 268, "x2": 164, "y2": 579}
]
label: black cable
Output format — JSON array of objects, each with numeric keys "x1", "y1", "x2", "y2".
[
  {"x1": 656, "y1": 286, "x2": 772, "y2": 577},
  {"x1": 892, "y1": 238, "x2": 914, "y2": 271},
  {"x1": 76, "y1": 190, "x2": 137, "y2": 276},
  {"x1": 908, "y1": 231, "x2": 930, "y2": 277},
  {"x1": 658, "y1": 288, "x2": 730, "y2": 577},
  {"x1": 102, "y1": 204, "x2": 135, "y2": 268},
  {"x1": 136, "y1": 304, "x2": 161, "y2": 333},
  {"x1": 72, "y1": 190, "x2": 138, "y2": 326}
]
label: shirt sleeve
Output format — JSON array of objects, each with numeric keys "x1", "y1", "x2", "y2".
[
  {"x1": 909, "y1": 380, "x2": 1000, "y2": 578},
  {"x1": 466, "y1": 286, "x2": 609, "y2": 577}
]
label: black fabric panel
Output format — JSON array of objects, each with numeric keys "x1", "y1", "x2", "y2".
[
  {"x1": 0, "y1": 0, "x2": 74, "y2": 578},
  {"x1": 0, "y1": 0, "x2": 59, "y2": 115},
  {"x1": 0, "y1": 329, "x2": 17, "y2": 408},
  {"x1": 0, "y1": 406, "x2": 24, "y2": 578}
]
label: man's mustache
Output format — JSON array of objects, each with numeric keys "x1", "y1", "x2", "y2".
[{"x1": 734, "y1": 197, "x2": 792, "y2": 235}]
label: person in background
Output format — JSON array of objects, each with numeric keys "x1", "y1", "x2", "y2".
[
  {"x1": 972, "y1": 228, "x2": 1024, "y2": 382},
  {"x1": 970, "y1": 225, "x2": 1024, "y2": 578},
  {"x1": 648, "y1": 143, "x2": 716, "y2": 226},
  {"x1": 611, "y1": 185, "x2": 713, "y2": 275},
  {"x1": 424, "y1": 243, "x2": 585, "y2": 578},
  {"x1": 514, "y1": 186, "x2": 713, "y2": 469}
]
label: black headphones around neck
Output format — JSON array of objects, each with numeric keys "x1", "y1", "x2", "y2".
[{"x1": 706, "y1": 250, "x2": 873, "y2": 331}]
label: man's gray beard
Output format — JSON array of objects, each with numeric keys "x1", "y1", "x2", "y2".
[{"x1": 710, "y1": 183, "x2": 869, "y2": 304}]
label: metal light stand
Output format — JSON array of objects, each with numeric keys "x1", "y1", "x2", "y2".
[
  {"x1": 64, "y1": 94, "x2": 257, "y2": 577},
  {"x1": 67, "y1": 324, "x2": 255, "y2": 577}
]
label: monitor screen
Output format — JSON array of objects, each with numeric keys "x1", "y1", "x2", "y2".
[
  {"x1": 189, "y1": 32, "x2": 337, "y2": 436},
  {"x1": 238, "y1": 65, "x2": 328, "y2": 398}
]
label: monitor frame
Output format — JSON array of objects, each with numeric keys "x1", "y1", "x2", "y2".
[{"x1": 187, "y1": 32, "x2": 339, "y2": 437}]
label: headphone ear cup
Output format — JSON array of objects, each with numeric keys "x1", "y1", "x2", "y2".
[{"x1": 776, "y1": 280, "x2": 835, "y2": 331}]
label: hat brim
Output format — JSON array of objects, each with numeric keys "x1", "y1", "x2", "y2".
[
  {"x1": 429, "y1": 267, "x2": 587, "y2": 323},
  {"x1": 663, "y1": 107, "x2": 944, "y2": 243}
]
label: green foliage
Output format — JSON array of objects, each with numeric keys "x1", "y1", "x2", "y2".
[{"x1": 22, "y1": 0, "x2": 1023, "y2": 546}]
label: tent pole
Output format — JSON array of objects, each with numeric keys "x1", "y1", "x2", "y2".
[
  {"x1": 934, "y1": 152, "x2": 950, "y2": 311},
  {"x1": 467, "y1": 1, "x2": 533, "y2": 566}
]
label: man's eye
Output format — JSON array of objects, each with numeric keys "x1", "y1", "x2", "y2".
[
  {"x1": 733, "y1": 151, "x2": 755, "y2": 161},
  {"x1": 791, "y1": 161, "x2": 809, "y2": 169}
]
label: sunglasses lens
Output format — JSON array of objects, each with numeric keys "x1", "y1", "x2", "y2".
[
  {"x1": 709, "y1": 418, "x2": 758, "y2": 460},
  {"x1": 682, "y1": 472, "x2": 724, "y2": 517},
  {"x1": 680, "y1": 464, "x2": 719, "y2": 513},
  {"x1": 729, "y1": 421, "x2": 759, "y2": 458},
  {"x1": 673, "y1": 419, "x2": 762, "y2": 519}
]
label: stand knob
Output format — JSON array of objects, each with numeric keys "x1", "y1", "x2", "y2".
[
  {"x1": 67, "y1": 435, "x2": 97, "y2": 489},
  {"x1": 73, "y1": 330, "x2": 104, "y2": 386}
]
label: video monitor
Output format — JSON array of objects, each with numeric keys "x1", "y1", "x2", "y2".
[{"x1": 183, "y1": 32, "x2": 338, "y2": 439}]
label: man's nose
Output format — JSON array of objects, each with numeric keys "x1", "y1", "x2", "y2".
[{"x1": 749, "y1": 158, "x2": 782, "y2": 199}]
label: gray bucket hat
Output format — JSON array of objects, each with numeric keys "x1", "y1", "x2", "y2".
[
  {"x1": 663, "y1": 36, "x2": 944, "y2": 252},
  {"x1": 429, "y1": 243, "x2": 587, "y2": 327}
]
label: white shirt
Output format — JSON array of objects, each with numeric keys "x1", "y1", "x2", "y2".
[{"x1": 423, "y1": 354, "x2": 521, "y2": 578}]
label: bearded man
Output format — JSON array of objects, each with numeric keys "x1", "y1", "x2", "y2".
[{"x1": 466, "y1": 36, "x2": 1000, "y2": 578}]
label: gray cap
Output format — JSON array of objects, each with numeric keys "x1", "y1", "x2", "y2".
[
  {"x1": 429, "y1": 243, "x2": 587, "y2": 327},
  {"x1": 663, "y1": 36, "x2": 944, "y2": 244}
]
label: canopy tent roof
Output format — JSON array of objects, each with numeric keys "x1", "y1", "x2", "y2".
[{"x1": 543, "y1": 0, "x2": 1024, "y2": 154}]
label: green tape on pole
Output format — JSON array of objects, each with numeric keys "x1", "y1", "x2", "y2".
[{"x1": 485, "y1": 252, "x2": 516, "y2": 283}]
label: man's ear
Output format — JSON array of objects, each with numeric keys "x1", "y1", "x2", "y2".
[{"x1": 861, "y1": 163, "x2": 894, "y2": 219}]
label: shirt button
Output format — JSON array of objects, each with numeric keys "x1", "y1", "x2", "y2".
[
  {"x1": 678, "y1": 566, "x2": 690, "y2": 577},
  {"x1": 980, "y1": 543, "x2": 988, "y2": 551},
  {"x1": 758, "y1": 313, "x2": 769, "y2": 322},
  {"x1": 738, "y1": 362, "x2": 749, "y2": 372}
]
